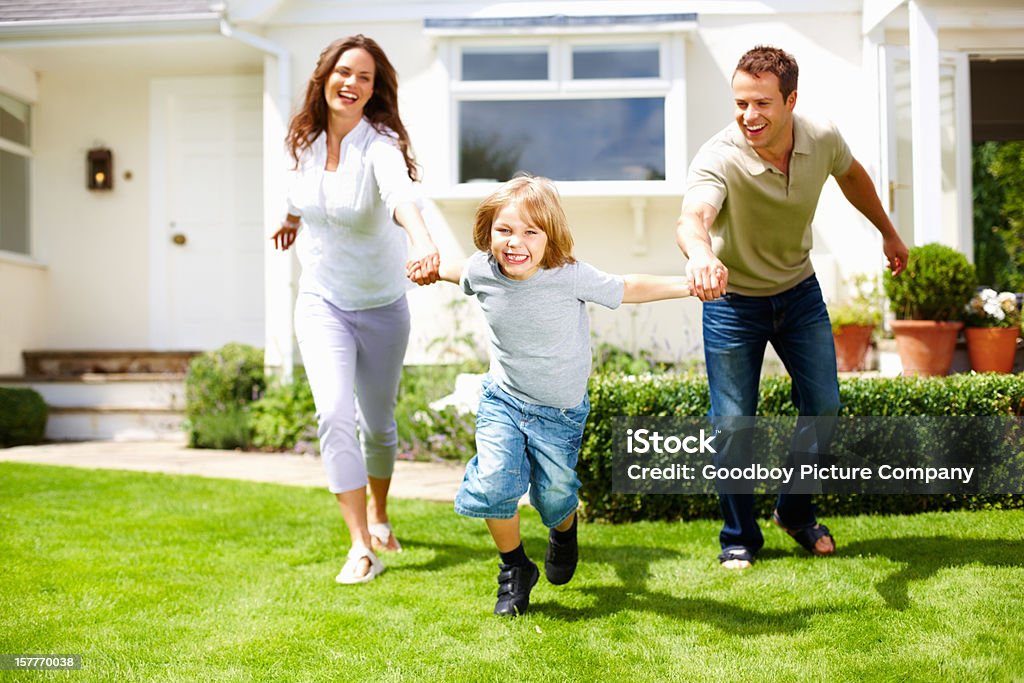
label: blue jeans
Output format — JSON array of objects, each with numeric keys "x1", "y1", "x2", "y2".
[
  {"x1": 702, "y1": 274, "x2": 840, "y2": 553},
  {"x1": 454, "y1": 376, "x2": 589, "y2": 529}
]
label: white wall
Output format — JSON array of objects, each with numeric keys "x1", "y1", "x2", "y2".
[
  {"x1": 0, "y1": 256, "x2": 48, "y2": 374},
  {"x1": 31, "y1": 68, "x2": 153, "y2": 350},
  {"x1": 0, "y1": 56, "x2": 44, "y2": 374}
]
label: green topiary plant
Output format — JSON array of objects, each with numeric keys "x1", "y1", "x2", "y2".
[
  {"x1": 0, "y1": 387, "x2": 48, "y2": 447},
  {"x1": 184, "y1": 343, "x2": 265, "y2": 449},
  {"x1": 883, "y1": 243, "x2": 977, "y2": 320}
]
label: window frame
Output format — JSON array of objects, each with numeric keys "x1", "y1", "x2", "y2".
[
  {"x1": 434, "y1": 29, "x2": 690, "y2": 198},
  {"x1": 0, "y1": 91, "x2": 33, "y2": 259}
]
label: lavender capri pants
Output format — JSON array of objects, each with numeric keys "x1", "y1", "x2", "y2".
[{"x1": 294, "y1": 292, "x2": 410, "y2": 494}]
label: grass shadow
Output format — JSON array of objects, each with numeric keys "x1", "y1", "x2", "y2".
[
  {"x1": 842, "y1": 536, "x2": 1024, "y2": 610},
  {"x1": 530, "y1": 586, "x2": 836, "y2": 636},
  {"x1": 397, "y1": 538, "x2": 490, "y2": 573},
  {"x1": 529, "y1": 543, "x2": 843, "y2": 635}
]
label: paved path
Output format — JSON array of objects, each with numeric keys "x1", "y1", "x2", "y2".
[{"x1": 0, "y1": 441, "x2": 466, "y2": 502}]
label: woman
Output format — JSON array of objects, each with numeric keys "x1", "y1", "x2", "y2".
[{"x1": 272, "y1": 34, "x2": 440, "y2": 584}]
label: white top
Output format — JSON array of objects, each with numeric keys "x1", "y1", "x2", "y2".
[{"x1": 286, "y1": 117, "x2": 417, "y2": 311}]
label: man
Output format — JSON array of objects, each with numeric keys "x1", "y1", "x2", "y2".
[{"x1": 676, "y1": 45, "x2": 908, "y2": 569}]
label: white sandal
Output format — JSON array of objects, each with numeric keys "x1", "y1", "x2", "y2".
[
  {"x1": 335, "y1": 545, "x2": 384, "y2": 584},
  {"x1": 368, "y1": 522, "x2": 402, "y2": 553}
]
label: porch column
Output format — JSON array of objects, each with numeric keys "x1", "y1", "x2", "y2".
[
  {"x1": 218, "y1": 20, "x2": 294, "y2": 381},
  {"x1": 907, "y1": 0, "x2": 943, "y2": 246},
  {"x1": 262, "y1": 52, "x2": 295, "y2": 382}
]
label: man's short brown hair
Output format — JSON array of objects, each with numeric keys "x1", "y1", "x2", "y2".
[{"x1": 734, "y1": 45, "x2": 799, "y2": 101}]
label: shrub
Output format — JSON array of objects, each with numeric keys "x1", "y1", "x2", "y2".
[
  {"x1": 578, "y1": 373, "x2": 1024, "y2": 523},
  {"x1": 592, "y1": 342, "x2": 669, "y2": 375},
  {"x1": 249, "y1": 370, "x2": 318, "y2": 453},
  {"x1": 972, "y1": 142, "x2": 1020, "y2": 291},
  {"x1": 0, "y1": 387, "x2": 48, "y2": 447},
  {"x1": 244, "y1": 363, "x2": 478, "y2": 460},
  {"x1": 884, "y1": 243, "x2": 977, "y2": 320},
  {"x1": 828, "y1": 273, "x2": 884, "y2": 332},
  {"x1": 988, "y1": 140, "x2": 1024, "y2": 291},
  {"x1": 397, "y1": 363, "x2": 479, "y2": 462},
  {"x1": 184, "y1": 343, "x2": 265, "y2": 449}
]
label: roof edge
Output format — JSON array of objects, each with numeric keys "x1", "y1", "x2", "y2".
[{"x1": 0, "y1": 12, "x2": 222, "y2": 39}]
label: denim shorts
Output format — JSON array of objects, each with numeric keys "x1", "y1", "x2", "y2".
[{"x1": 454, "y1": 376, "x2": 589, "y2": 528}]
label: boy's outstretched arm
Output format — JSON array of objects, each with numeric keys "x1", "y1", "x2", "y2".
[
  {"x1": 621, "y1": 274, "x2": 691, "y2": 304},
  {"x1": 438, "y1": 259, "x2": 465, "y2": 284},
  {"x1": 407, "y1": 257, "x2": 464, "y2": 285}
]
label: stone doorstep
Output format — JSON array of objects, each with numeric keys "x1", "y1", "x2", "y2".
[
  {"x1": 0, "y1": 375, "x2": 187, "y2": 412},
  {"x1": 875, "y1": 337, "x2": 1024, "y2": 375},
  {"x1": 45, "y1": 407, "x2": 187, "y2": 442}
]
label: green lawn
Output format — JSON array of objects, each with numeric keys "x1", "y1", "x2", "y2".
[{"x1": 1, "y1": 462, "x2": 1022, "y2": 682}]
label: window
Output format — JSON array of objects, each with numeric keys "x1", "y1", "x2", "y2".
[
  {"x1": 448, "y1": 36, "x2": 682, "y2": 185},
  {"x1": 0, "y1": 91, "x2": 31, "y2": 255}
]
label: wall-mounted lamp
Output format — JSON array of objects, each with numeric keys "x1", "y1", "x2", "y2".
[{"x1": 87, "y1": 148, "x2": 113, "y2": 190}]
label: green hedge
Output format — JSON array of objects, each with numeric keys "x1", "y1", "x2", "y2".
[
  {"x1": 0, "y1": 387, "x2": 48, "y2": 447},
  {"x1": 579, "y1": 373, "x2": 1024, "y2": 523}
]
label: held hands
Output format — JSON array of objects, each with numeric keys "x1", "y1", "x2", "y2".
[
  {"x1": 884, "y1": 232, "x2": 909, "y2": 276},
  {"x1": 685, "y1": 249, "x2": 728, "y2": 302},
  {"x1": 405, "y1": 241, "x2": 441, "y2": 286}
]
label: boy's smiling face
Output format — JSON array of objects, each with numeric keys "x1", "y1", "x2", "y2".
[{"x1": 490, "y1": 202, "x2": 548, "y2": 280}]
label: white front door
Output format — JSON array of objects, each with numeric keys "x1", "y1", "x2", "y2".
[
  {"x1": 881, "y1": 48, "x2": 972, "y2": 251},
  {"x1": 149, "y1": 76, "x2": 264, "y2": 350}
]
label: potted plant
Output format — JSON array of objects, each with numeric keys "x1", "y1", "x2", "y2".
[
  {"x1": 963, "y1": 288, "x2": 1021, "y2": 373},
  {"x1": 883, "y1": 243, "x2": 976, "y2": 376},
  {"x1": 828, "y1": 273, "x2": 882, "y2": 372}
]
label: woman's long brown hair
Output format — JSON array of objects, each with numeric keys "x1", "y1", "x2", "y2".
[{"x1": 286, "y1": 34, "x2": 419, "y2": 180}]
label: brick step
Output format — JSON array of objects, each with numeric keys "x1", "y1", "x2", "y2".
[
  {"x1": 23, "y1": 349, "x2": 199, "y2": 378},
  {"x1": 2, "y1": 350, "x2": 196, "y2": 441}
]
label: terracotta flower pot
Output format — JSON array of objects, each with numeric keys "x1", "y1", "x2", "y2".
[
  {"x1": 889, "y1": 320, "x2": 964, "y2": 376},
  {"x1": 965, "y1": 326, "x2": 1019, "y2": 374},
  {"x1": 833, "y1": 324, "x2": 874, "y2": 372}
]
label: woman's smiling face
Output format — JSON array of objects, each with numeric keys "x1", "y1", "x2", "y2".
[{"x1": 324, "y1": 47, "x2": 375, "y2": 118}]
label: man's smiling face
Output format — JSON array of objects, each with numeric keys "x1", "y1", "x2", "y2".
[{"x1": 732, "y1": 69, "x2": 797, "y2": 158}]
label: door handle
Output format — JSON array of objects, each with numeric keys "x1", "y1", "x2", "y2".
[
  {"x1": 171, "y1": 233, "x2": 187, "y2": 246},
  {"x1": 888, "y1": 181, "x2": 910, "y2": 213}
]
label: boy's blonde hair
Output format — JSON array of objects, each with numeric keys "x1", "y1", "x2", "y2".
[{"x1": 472, "y1": 175, "x2": 576, "y2": 269}]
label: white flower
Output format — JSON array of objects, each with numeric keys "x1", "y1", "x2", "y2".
[{"x1": 983, "y1": 302, "x2": 1005, "y2": 321}]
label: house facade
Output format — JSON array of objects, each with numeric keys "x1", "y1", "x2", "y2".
[{"x1": 2, "y1": 0, "x2": 1023, "y2": 378}]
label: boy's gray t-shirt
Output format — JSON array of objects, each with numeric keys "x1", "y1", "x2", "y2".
[{"x1": 462, "y1": 251, "x2": 624, "y2": 409}]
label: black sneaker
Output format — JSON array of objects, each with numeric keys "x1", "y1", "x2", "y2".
[
  {"x1": 545, "y1": 523, "x2": 579, "y2": 585},
  {"x1": 494, "y1": 560, "x2": 539, "y2": 617}
]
